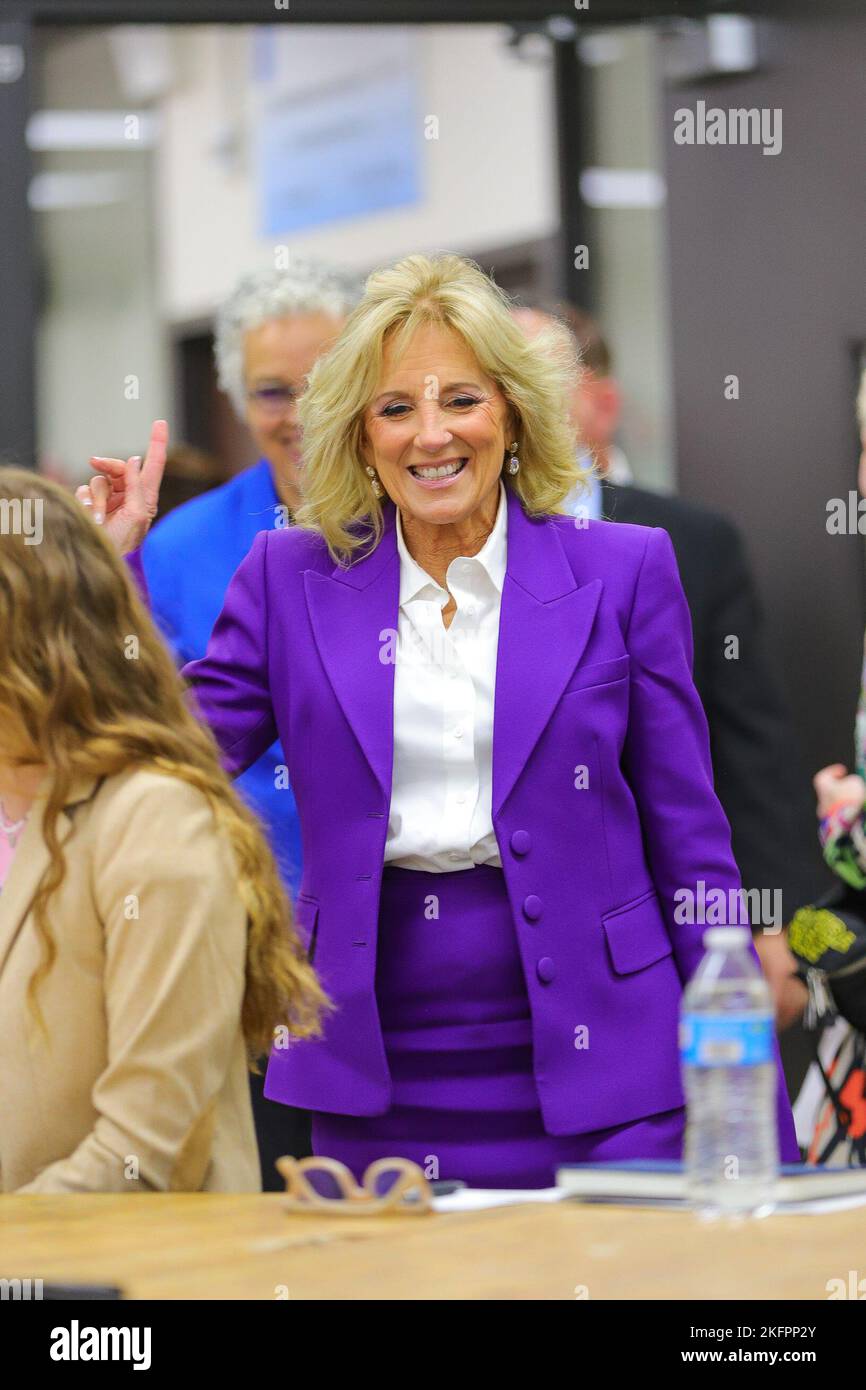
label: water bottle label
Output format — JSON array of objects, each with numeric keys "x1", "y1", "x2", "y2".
[{"x1": 679, "y1": 1013, "x2": 774, "y2": 1066}]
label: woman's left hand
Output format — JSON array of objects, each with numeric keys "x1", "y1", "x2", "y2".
[
  {"x1": 813, "y1": 763, "x2": 866, "y2": 820},
  {"x1": 753, "y1": 931, "x2": 807, "y2": 1031},
  {"x1": 75, "y1": 419, "x2": 168, "y2": 556}
]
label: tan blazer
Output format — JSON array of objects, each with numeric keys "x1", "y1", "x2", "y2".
[{"x1": 0, "y1": 766, "x2": 261, "y2": 1192}]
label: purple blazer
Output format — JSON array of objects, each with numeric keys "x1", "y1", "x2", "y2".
[{"x1": 161, "y1": 488, "x2": 797, "y2": 1156}]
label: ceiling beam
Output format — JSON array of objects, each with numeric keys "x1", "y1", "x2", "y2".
[{"x1": 15, "y1": 0, "x2": 846, "y2": 26}]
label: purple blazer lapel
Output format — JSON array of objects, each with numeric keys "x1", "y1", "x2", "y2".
[
  {"x1": 493, "y1": 490, "x2": 602, "y2": 816},
  {"x1": 303, "y1": 507, "x2": 399, "y2": 801},
  {"x1": 303, "y1": 491, "x2": 602, "y2": 817}
]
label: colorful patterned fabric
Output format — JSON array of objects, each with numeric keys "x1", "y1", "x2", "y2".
[
  {"x1": 806, "y1": 1024, "x2": 866, "y2": 1167},
  {"x1": 820, "y1": 632, "x2": 866, "y2": 888}
]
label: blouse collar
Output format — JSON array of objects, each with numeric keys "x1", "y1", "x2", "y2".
[{"x1": 395, "y1": 479, "x2": 508, "y2": 604}]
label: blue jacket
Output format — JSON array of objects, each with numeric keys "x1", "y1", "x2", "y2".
[{"x1": 139, "y1": 459, "x2": 302, "y2": 896}]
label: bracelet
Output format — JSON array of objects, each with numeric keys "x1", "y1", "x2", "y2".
[{"x1": 820, "y1": 798, "x2": 861, "y2": 823}]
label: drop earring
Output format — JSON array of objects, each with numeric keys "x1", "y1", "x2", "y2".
[
  {"x1": 506, "y1": 441, "x2": 520, "y2": 475},
  {"x1": 365, "y1": 465, "x2": 383, "y2": 498}
]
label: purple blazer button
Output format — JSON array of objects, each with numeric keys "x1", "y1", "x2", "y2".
[
  {"x1": 510, "y1": 830, "x2": 532, "y2": 856},
  {"x1": 523, "y1": 894, "x2": 543, "y2": 921},
  {"x1": 537, "y1": 956, "x2": 556, "y2": 984}
]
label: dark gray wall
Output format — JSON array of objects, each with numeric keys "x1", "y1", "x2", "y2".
[{"x1": 661, "y1": 15, "x2": 866, "y2": 787}]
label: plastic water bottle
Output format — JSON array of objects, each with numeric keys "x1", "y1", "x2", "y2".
[{"x1": 680, "y1": 926, "x2": 779, "y2": 1216}]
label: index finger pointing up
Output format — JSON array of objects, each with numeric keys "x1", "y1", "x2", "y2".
[{"x1": 140, "y1": 419, "x2": 169, "y2": 509}]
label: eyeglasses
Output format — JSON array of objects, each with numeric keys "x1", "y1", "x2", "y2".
[
  {"x1": 246, "y1": 385, "x2": 299, "y2": 415},
  {"x1": 276, "y1": 1155, "x2": 434, "y2": 1215}
]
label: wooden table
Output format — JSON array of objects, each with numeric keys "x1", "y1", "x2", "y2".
[{"x1": 1, "y1": 1194, "x2": 861, "y2": 1299}]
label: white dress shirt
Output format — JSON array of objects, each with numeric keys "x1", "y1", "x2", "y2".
[{"x1": 384, "y1": 481, "x2": 507, "y2": 872}]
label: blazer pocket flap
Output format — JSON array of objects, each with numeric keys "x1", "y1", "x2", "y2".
[
  {"x1": 602, "y1": 891, "x2": 673, "y2": 975},
  {"x1": 564, "y1": 653, "x2": 630, "y2": 695},
  {"x1": 294, "y1": 894, "x2": 319, "y2": 958}
]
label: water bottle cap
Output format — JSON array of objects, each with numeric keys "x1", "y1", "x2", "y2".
[{"x1": 703, "y1": 926, "x2": 750, "y2": 950}]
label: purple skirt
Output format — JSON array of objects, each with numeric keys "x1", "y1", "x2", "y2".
[{"x1": 311, "y1": 864, "x2": 684, "y2": 1189}]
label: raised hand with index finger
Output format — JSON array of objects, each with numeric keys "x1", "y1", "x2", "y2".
[{"x1": 75, "y1": 418, "x2": 169, "y2": 556}]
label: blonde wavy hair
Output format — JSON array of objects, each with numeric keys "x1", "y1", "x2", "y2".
[
  {"x1": 294, "y1": 251, "x2": 587, "y2": 563},
  {"x1": 0, "y1": 469, "x2": 329, "y2": 1062}
]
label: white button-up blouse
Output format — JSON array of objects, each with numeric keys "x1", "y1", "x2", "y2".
[{"x1": 384, "y1": 481, "x2": 508, "y2": 872}]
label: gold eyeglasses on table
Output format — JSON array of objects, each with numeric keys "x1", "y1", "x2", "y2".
[{"x1": 276, "y1": 1155, "x2": 435, "y2": 1215}]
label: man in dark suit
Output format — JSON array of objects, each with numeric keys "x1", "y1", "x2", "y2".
[{"x1": 515, "y1": 305, "x2": 828, "y2": 1079}]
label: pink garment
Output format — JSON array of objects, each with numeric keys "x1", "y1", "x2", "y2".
[{"x1": 0, "y1": 832, "x2": 17, "y2": 891}]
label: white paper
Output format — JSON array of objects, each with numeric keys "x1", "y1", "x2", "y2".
[{"x1": 433, "y1": 1186, "x2": 566, "y2": 1213}]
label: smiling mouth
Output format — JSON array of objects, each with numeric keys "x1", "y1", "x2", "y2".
[{"x1": 408, "y1": 458, "x2": 468, "y2": 480}]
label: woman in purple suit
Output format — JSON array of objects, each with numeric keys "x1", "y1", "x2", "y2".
[{"x1": 81, "y1": 252, "x2": 799, "y2": 1187}]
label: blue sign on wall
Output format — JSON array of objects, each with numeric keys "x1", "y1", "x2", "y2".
[{"x1": 253, "y1": 29, "x2": 421, "y2": 235}]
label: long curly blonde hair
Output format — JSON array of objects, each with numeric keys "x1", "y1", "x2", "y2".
[
  {"x1": 294, "y1": 251, "x2": 586, "y2": 564},
  {"x1": 0, "y1": 468, "x2": 329, "y2": 1063}
]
